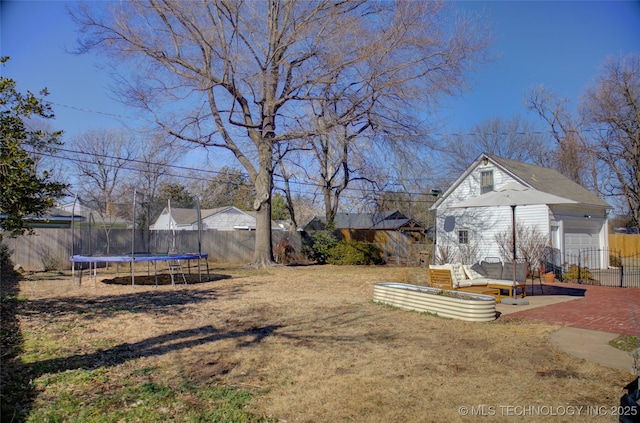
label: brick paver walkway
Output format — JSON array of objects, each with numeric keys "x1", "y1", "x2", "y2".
[{"x1": 504, "y1": 282, "x2": 640, "y2": 337}]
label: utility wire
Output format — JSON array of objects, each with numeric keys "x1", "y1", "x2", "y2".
[
  {"x1": 25, "y1": 146, "x2": 443, "y2": 203},
  {"x1": 47, "y1": 100, "x2": 608, "y2": 139}
]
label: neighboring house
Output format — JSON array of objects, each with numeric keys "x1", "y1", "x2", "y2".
[
  {"x1": 430, "y1": 153, "x2": 611, "y2": 268},
  {"x1": 0, "y1": 208, "x2": 85, "y2": 229},
  {"x1": 58, "y1": 200, "x2": 132, "y2": 229},
  {"x1": 304, "y1": 210, "x2": 427, "y2": 244},
  {"x1": 150, "y1": 206, "x2": 284, "y2": 231}
]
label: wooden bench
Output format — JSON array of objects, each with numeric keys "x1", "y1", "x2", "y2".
[{"x1": 428, "y1": 268, "x2": 502, "y2": 303}]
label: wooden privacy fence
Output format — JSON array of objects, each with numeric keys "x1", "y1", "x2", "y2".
[
  {"x1": 3, "y1": 228, "x2": 301, "y2": 271},
  {"x1": 374, "y1": 242, "x2": 433, "y2": 266},
  {"x1": 609, "y1": 234, "x2": 640, "y2": 257},
  {"x1": 4, "y1": 227, "x2": 432, "y2": 271}
]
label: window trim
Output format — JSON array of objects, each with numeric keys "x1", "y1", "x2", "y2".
[{"x1": 480, "y1": 170, "x2": 494, "y2": 194}]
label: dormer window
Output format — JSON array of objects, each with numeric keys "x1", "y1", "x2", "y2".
[{"x1": 481, "y1": 170, "x2": 494, "y2": 194}]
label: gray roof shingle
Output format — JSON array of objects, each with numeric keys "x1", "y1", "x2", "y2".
[
  {"x1": 308, "y1": 211, "x2": 424, "y2": 230},
  {"x1": 489, "y1": 154, "x2": 610, "y2": 208},
  {"x1": 168, "y1": 207, "x2": 231, "y2": 225}
]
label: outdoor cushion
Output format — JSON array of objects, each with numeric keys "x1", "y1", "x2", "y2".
[
  {"x1": 463, "y1": 264, "x2": 484, "y2": 280},
  {"x1": 450, "y1": 263, "x2": 467, "y2": 284},
  {"x1": 501, "y1": 262, "x2": 527, "y2": 282},
  {"x1": 480, "y1": 261, "x2": 503, "y2": 279},
  {"x1": 470, "y1": 262, "x2": 487, "y2": 277},
  {"x1": 484, "y1": 279, "x2": 524, "y2": 287},
  {"x1": 457, "y1": 279, "x2": 474, "y2": 287}
]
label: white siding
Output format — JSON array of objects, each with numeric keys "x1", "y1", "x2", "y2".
[
  {"x1": 435, "y1": 158, "x2": 609, "y2": 268},
  {"x1": 436, "y1": 203, "x2": 550, "y2": 263},
  {"x1": 150, "y1": 207, "x2": 258, "y2": 231},
  {"x1": 202, "y1": 209, "x2": 256, "y2": 231},
  {"x1": 549, "y1": 205, "x2": 609, "y2": 268},
  {"x1": 435, "y1": 164, "x2": 529, "y2": 263},
  {"x1": 149, "y1": 214, "x2": 175, "y2": 231}
]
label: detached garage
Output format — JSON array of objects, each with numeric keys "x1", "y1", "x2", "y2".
[
  {"x1": 563, "y1": 220, "x2": 607, "y2": 269},
  {"x1": 431, "y1": 154, "x2": 612, "y2": 269}
]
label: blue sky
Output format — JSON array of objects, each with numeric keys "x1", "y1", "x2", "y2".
[
  {"x1": 442, "y1": 1, "x2": 640, "y2": 131},
  {"x1": 2, "y1": 1, "x2": 640, "y2": 148}
]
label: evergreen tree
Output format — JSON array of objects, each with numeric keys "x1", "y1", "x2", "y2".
[{"x1": 0, "y1": 57, "x2": 67, "y2": 238}]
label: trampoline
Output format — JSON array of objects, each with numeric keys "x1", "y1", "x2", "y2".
[{"x1": 70, "y1": 252, "x2": 210, "y2": 287}]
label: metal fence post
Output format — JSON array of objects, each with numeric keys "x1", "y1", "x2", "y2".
[
  {"x1": 577, "y1": 250, "x2": 581, "y2": 284},
  {"x1": 620, "y1": 250, "x2": 624, "y2": 288}
]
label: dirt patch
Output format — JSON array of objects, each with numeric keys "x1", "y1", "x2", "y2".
[
  {"x1": 12, "y1": 264, "x2": 633, "y2": 422},
  {"x1": 101, "y1": 273, "x2": 232, "y2": 285}
]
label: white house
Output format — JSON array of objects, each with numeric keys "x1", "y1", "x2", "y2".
[
  {"x1": 58, "y1": 200, "x2": 132, "y2": 228},
  {"x1": 149, "y1": 206, "x2": 285, "y2": 231},
  {"x1": 431, "y1": 154, "x2": 611, "y2": 268}
]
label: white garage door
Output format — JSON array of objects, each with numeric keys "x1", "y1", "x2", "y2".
[{"x1": 564, "y1": 223, "x2": 601, "y2": 267}]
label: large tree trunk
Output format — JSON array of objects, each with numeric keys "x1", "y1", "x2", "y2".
[
  {"x1": 253, "y1": 198, "x2": 273, "y2": 266},
  {"x1": 251, "y1": 140, "x2": 275, "y2": 267}
]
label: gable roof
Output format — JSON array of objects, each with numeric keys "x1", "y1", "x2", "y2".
[
  {"x1": 307, "y1": 211, "x2": 425, "y2": 231},
  {"x1": 488, "y1": 154, "x2": 610, "y2": 207},
  {"x1": 163, "y1": 206, "x2": 250, "y2": 225},
  {"x1": 434, "y1": 153, "x2": 610, "y2": 209}
]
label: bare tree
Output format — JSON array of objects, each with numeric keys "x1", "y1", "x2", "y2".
[
  {"x1": 527, "y1": 86, "x2": 599, "y2": 193},
  {"x1": 71, "y1": 0, "x2": 490, "y2": 266},
  {"x1": 68, "y1": 129, "x2": 136, "y2": 254},
  {"x1": 129, "y1": 131, "x2": 187, "y2": 237},
  {"x1": 442, "y1": 116, "x2": 548, "y2": 175},
  {"x1": 312, "y1": 123, "x2": 370, "y2": 225},
  {"x1": 495, "y1": 223, "x2": 549, "y2": 270},
  {"x1": 580, "y1": 53, "x2": 640, "y2": 225},
  {"x1": 192, "y1": 166, "x2": 254, "y2": 210}
]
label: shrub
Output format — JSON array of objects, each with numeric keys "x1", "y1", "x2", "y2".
[
  {"x1": 0, "y1": 241, "x2": 13, "y2": 272},
  {"x1": 610, "y1": 254, "x2": 622, "y2": 268},
  {"x1": 274, "y1": 237, "x2": 296, "y2": 264},
  {"x1": 563, "y1": 264, "x2": 593, "y2": 281},
  {"x1": 302, "y1": 228, "x2": 338, "y2": 264},
  {"x1": 40, "y1": 248, "x2": 61, "y2": 271},
  {"x1": 327, "y1": 240, "x2": 384, "y2": 265}
]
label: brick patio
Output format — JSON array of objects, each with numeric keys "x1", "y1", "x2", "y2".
[{"x1": 504, "y1": 282, "x2": 640, "y2": 337}]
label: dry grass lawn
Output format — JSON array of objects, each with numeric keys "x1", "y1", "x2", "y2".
[{"x1": 6, "y1": 263, "x2": 633, "y2": 422}]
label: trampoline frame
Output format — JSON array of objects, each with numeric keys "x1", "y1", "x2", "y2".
[
  {"x1": 70, "y1": 252, "x2": 210, "y2": 287},
  {"x1": 69, "y1": 191, "x2": 211, "y2": 288}
]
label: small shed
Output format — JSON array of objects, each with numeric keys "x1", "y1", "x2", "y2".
[
  {"x1": 305, "y1": 211, "x2": 426, "y2": 243},
  {"x1": 305, "y1": 211, "x2": 428, "y2": 263}
]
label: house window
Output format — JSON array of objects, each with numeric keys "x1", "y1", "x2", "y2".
[
  {"x1": 481, "y1": 170, "x2": 494, "y2": 194},
  {"x1": 458, "y1": 230, "x2": 469, "y2": 244}
]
